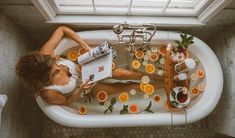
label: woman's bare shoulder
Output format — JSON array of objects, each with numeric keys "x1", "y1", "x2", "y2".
[{"x1": 40, "y1": 89, "x2": 67, "y2": 105}]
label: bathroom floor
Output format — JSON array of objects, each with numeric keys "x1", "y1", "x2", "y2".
[{"x1": 41, "y1": 115, "x2": 230, "y2": 138}]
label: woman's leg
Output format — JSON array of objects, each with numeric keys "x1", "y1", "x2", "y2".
[
  {"x1": 91, "y1": 81, "x2": 164, "y2": 95},
  {"x1": 112, "y1": 68, "x2": 163, "y2": 81}
]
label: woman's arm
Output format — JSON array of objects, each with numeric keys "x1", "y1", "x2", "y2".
[{"x1": 40, "y1": 26, "x2": 91, "y2": 56}]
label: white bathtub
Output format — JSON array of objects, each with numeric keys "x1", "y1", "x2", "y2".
[{"x1": 36, "y1": 30, "x2": 223, "y2": 128}]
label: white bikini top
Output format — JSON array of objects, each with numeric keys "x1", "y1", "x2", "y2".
[{"x1": 44, "y1": 59, "x2": 79, "y2": 94}]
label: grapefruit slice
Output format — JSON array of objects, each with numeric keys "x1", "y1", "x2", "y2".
[
  {"x1": 140, "y1": 83, "x2": 148, "y2": 92},
  {"x1": 197, "y1": 69, "x2": 205, "y2": 78},
  {"x1": 144, "y1": 84, "x2": 154, "y2": 95},
  {"x1": 191, "y1": 87, "x2": 199, "y2": 96},
  {"x1": 119, "y1": 92, "x2": 129, "y2": 102},
  {"x1": 132, "y1": 60, "x2": 141, "y2": 69},
  {"x1": 158, "y1": 46, "x2": 167, "y2": 56},
  {"x1": 67, "y1": 50, "x2": 79, "y2": 61},
  {"x1": 146, "y1": 64, "x2": 155, "y2": 74},
  {"x1": 96, "y1": 91, "x2": 108, "y2": 102},
  {"x1": 78, "y1": 105, "x2": 87, "y2": 115},
  {"x1": 129, "y1": 104, "x2": 139, "y2": 113},
  {"x1": 150, "y1": 53, "x2": 159, "y2": 62},
  {"x1": 154, "y1": 95, "x2": 161, "y2": 103},
  {"x1": 135, "y1": 51, "x2": 144, "y2": 59}
]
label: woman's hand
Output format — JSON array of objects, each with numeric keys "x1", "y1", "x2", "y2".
[{"x1": 80, "y1": 80, "x2": 92, "y2": 91}]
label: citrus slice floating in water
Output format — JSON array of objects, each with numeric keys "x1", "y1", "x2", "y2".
[
  {"x1": 119, "y1": 92, "x2": 129, "y2": 102},
  {"x1": 129, "y1": 104, "x2": 139, "y2": 113},
  {"x1": 146, "y1": 64, "x2": 155, "y2": 74},
  {"x1": 150, "y1": 53, "x2": 159, "y2": 62},
  {"x1": 144, "y1": 84, "x2": 154, "y2": 95},
  {"x1": 191, "y1": 87, "x2": 199, "y2": 96},
  {"x1": 140, "y1": 83, "x2": 148, "y2": 92},
  {"x1": 130, "y1": 89, "x2": 137, "y2": 96},
  {"x1": 197, "y1": 69, "x2": 205, "y2": 78},
  {"x1": 191, "y1": 73, "x2": 198, "y2": 81},
  {"x1": 151, "y1": 47, "x2": 158, "y2": 53},
  {"x1": 198, "y1": 83, "x2": 205, "y2": 92},
  {"x1": 67, "y1": 50, "x2": 79, "y2": 61},
  {"x1": 132, "y1": 60, "x2": 141, "y2": 69},
  {"x1": 157, "y1": 70, "x2": 164, "y2": 76},
  {"x1": 159, "y1": 58, "x2": 165, "y2": 65},
  {"x1": 96, "y1": 91, "x2": 108, "y2": 102},
  {"x1": 112, "y1": 62, "x2": 116, "y2": 70},
  {"x1": 135, "y1": 51, "x2": 144, "y2": 59},
  {"x1": 158, "y1": 46, "x2": 167, "y2": 56},
  {"x1": 78, "y1": 105, "x2": 87, "y2": 115},
  {"x1": 141, "y1": 76, "x2": 150, "y2": 84},
  {"x1": 154, "y1": 95, "x2": 161, "y2": 103},
  {"x1": 78, "y1": 47, "x2": 87, "y2": 55}
]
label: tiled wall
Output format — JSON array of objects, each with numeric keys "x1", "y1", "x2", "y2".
[
  {"x1": 0, "y1": 14, "x2": 42, "y2": 138},
  {"x1": 207, "y1": 23, "x2": 235, "y2": 137}
]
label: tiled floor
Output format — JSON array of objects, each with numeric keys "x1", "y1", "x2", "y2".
[{"x1": 41, "y1": 115, "x2": 230, "y2": 138}]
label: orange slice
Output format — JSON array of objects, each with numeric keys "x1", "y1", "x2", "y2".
[
  {"x1": 158, "y1": 46, "x2": 167, "y2": 56},
  {"x1": 145, "y1": 64, "x2": 155, "y2": 74},
  {"x1": 96, "y1": 91, "x2": 108, "y2": 102},
  {"x1": 154, "y1": 95, "x2": 161, "y2": 103},
  {"x1": 67, "y1": 50, "x2": 79, "y2": 61},
  {"x1": 132, "y1": 60, "x2": 141, "y2": 69},
  {"x1": 119, "y1": 92, "x2": 129, "y2": 102},
  {"x1": 112, "y1": 62, "x2": 116, "y2": 70},
  {"x1": 78, "y1": 47, "x2": 87, "y2": 55},
  {"x1": 144, "y1": 84, "x2": 154, "y2": 95},
  {"x1": 78, "y1": 105, "x2": 87, "y2": 115},
  {"x1": 150, "y1": 53, "x2": 159, "y2": 62},
  {"x1": 135, "y1": 51, "x2": 144, "y2": 59},
  {"x1": 140, "y1": 83, "x2": 148, "y2": 92},
  {"x1": 197, "y1": 69, "x2": 205, "y2": 78},
  {"x1": 191, "y1": 87, "x2": 199, "y2": 96},
  {"x1": 129, "y1": 104, "x2": 139, "y2": 113}
]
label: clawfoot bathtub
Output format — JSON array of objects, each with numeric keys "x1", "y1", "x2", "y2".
[{"x1": 36, "y1": 30, "x2": 223, "y2": 127}]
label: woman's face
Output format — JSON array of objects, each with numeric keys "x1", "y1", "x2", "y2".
[{"x1": 49, "y1": 63, "x2": 70, "y2": 85}]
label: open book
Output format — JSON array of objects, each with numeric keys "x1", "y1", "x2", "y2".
[{"x1": 77, "y1": 41, "x2": 113, "y2": 84}]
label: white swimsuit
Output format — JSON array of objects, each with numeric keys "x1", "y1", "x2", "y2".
[{"x1": 44, "y1": 59, "x2": 80, "y2": 94}]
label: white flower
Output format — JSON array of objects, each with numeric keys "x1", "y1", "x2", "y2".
[
  {"x1": 141, "y1": 76, "x2": 150, "y2": 83},
  {"x1": 144, "y1": 55, "x2": 149, "y2": 61},
  {"x1": 171, "y1": 52, "x2": 184, "y2": 62},
  {"x1": 130, "y1": 89, "x2": 137, "y2": 95},
  {"x1": 159, "y1": 58, "x2": 165, "y2": 64},
  {"x1": 146, "y1": 50, "x2": 152, "y2": 55},
  {"x1": 157, "y1": 70, "x2": 164, "y2": 76},
  {"x1": 142, "y1": 61, "x2": 148, "y2": 66},
  {"x1": 143, "y1": 94, "x2": 149, "y2": 99}
]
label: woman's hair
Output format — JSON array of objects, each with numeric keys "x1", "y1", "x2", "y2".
[{"x1": 16, "y1": 51, "x2": 54, "y2": 91}]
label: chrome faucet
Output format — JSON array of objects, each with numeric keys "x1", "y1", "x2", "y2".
[{"x1": 113, "y1": 23, "x2": 157, "y2": 50}]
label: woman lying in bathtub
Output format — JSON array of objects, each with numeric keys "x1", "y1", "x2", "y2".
[{"x1": 16, "y1": 26, "x2": 164, "y2": 105}]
